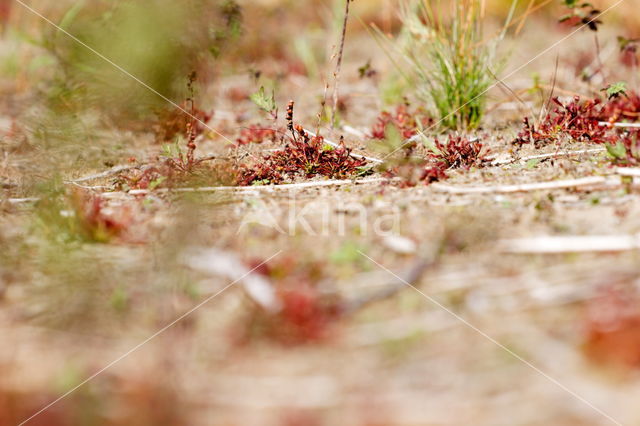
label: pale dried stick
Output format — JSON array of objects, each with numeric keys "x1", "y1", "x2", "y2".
[
  {"x1": 616, "y1": 167, "x2": 640, "y2": 177},
  {"x1": 490, "y1": 148, "x2": 606, "y2": 166},
  {"x1": 341, "y1": 257, "x2": 433, "y2": 315},
  {"x1": 500, "y1": 234, "x2": 640, "y2": 254},
  {"x1": 184, "y1": 247, "x2": 282, "y2": 313},
  {"x1": 97, "y1": 177, "x2": 393, "y2": 198},
  {"x1": 599, "y1": 122, "x2": 640, "y2": 128},
  {"x1": 431, "y1": 176, "x2": 611, "y2": 194},
  {"x1": 68, "y1": 155, "x2": 223, "y2": 184},
  {"x1": 69, "y1": 165, "x2": 139, "y2": 183}
]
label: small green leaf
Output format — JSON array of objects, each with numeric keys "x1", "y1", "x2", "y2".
[
  {"x1": 617, "y1": 36, "x2": 630, "y2": 51},
  {"x1": 329, "y1": 241, "x2": 365, "y2": 265},
  {"x1": 59, "y1": 1, "x2": 86, "y2": 31},
  {"x1": 110, "y1": 286, "x2": 129, "y2": 312},
  {"x1": 358, "y1": 60, "x2": 373, "y2": 79},
  {"x1": 526, "y1": 158, "x2": 541, "y2": 169},
  {"x1": 606, "y1": 142, "x2": 627, "y2": 159},
  {"x1": 149, "y1": 176, "x2": 167, "y2": 190},
  {"x1": 161, "y1": 144, "x2": 173, "y2": 157},
  {"x1": 250, "y1": 86, "x2": 277, "y2": 114},
  {"x1": 355, "y1": 166, "x2": 374, "y2": 177},
  {"x1": 603, "y1": 81, "x2": 627, "y2": 100},
  {"x1": 28, "y1": 55, "x2": 56, "y2": 73},
  {"x1": 558, "y1": 14, "x2": 573, "y2": 23}
]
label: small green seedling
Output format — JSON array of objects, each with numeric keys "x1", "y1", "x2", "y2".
[
  {"x1": 250, "y1": 86, "x2": 277, "y2": 117},
  {"x1": 602, "y1": 81, "x2": 628, "y2": 100},
  {"x1": 606, "y1": 141, "x2": 627, "y2": 160},
  {"x1": 559, "y1": 1, "x2": 602, "y2": 32}
]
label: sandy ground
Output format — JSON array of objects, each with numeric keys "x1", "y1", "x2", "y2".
[{"x1": 2, "y1": 2, "x2": 640, "y2": 425}]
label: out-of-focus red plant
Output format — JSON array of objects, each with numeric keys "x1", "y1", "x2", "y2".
[
  {"x1": 599, "y1": 91, "x2": 640, "y2": 123},
  {"x1": 234, "y1": 257, "x2": 342, "y2": 345},
  {"x1": 429, "y1": 135, "x2": 489, "y2": 169},
  {"x1": 239, "y1": 102, "x2": 367, "y2": 185},
  {"x1": 0, "y1": 362, "x2": 187, "y2": 425},
  {"x1": 116, "y1": 165, "x2": 167, "y2": 190},
  {"x1": 605, "y1": 130, "x2": 640, "y2": 167},
  {"x1": 152, "y1": 103, "x2": 212, "y2": 144},
  {"x1": 370, "y1": 104, "x2": 434, "y2": 140},
  {"x1": 72, "y1": 191, "x2": 131, "y2": 242},
  {"x1": 384, "y1": 135, "x2": 487, "y2": 187},
  {"x1": 420, "y1": 165, "x2": 448, "y2": 184},
  {"x1": 236, "y1": 286, "x2": 340, "y2": 345},
  {"x1": 583, "y1": 283, "x2": 640, "y2": 369},
  {"x1": 513, "y1": 97, "x2": 612, "y2": 147},
  {"x1": 235, "y1": 124, "x2": 278, "y2": 145},
  {"x1": 618, "y1": 36, "x2": 639, "y2": 68}
]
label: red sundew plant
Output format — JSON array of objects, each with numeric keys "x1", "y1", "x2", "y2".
[
  {"x1": 234, "y1": 256, "x2": 342, "y2": 345},
  {"x1": 380, "y1": 162, "x2": 432, "y2": 188},
  {"x1": 237, "y1": 286, "x2": 341, "y2": 345},
  {"x1": 429, "y1": 135, "x2": 490, "y2": 170},
  {"x1": 558, "y1": 1, "x2": 602, "y2": 32},
  {"x1": 370, "y1": 104, "x2": 434, "y2": 140},
  {"x1": 239, "y1": 128, "x2": 366, "y2": 185},
  {"x1": 0, "y1": 388, "x2": 69, "y2": 426},
  {"x1": 513, "y1": 96, "x2": 611, "y2": 147},
  {"x1": 583, "y1": 283, "x2": 640, "y2": 369},
  {"x1": 151, "y1": 102, "x2": 212, "y2": 144},
  {"x1": 151, "y1": 72, "x2": 212, "y2": 145},
  {"x1": 161, "y1": 72, "x2": 211, "y2": 173},
  {"x1": 116, "y1": 165, "x2": 167, "y2": 191},
  {"x1": 0, "y1": 367, "x2": 188, "y2": 426},
  {"x1": 72, "y1": 191, "x2": 131, "y2": 243},
  {"x1": 277, "y1": 287, "x2": 341, "y2": 343},
  {"x1": 420, "y1": 165, "x2": 448, "y2": 184},
  {"x1": 383, "y1": 135, "x2": 487, "y2": 187},
  {"x1": 239, "y1": 102, "x2": 367, "y2": 186},
  {"x1": 598, "y1": 91, "x2": 640, "y2": 123},
  {"x1": 117, "y1": 73, "x2": 245, "y2": 190},
  {"x1": 116, "y1": 160, "x2": 240, "y2": 190},
  {"x1": 618, "y1": 36, "x2": 640, "y2": 68},
  {"x1": 116, "y1": 162, "x2": 182, "y2": 191},
  {"x1": 235, "y1": 124, "x2": 278, "y2": 145}
]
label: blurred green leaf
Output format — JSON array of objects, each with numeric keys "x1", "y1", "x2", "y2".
[
  {"x1": 603, "y1": 81, "x2": 627, "y2": 100},
  {"x1": 606, "y1": 141, "x2": 627, "y2": 159},
  {"x1": 59, "y1": 0, "x2": 86, "y2": 31},
  {"x1": 526, "y1": 158, "x2": 541, "y2": 169},
  {"x1": 250, "y1": 86, "x2": 277, "y2": 114},
  {"x1": 330, "y1": 241, "x2": 365, "y2": 265}
]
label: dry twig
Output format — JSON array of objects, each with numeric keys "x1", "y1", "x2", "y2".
[
  {"x1": 490, "y1": 148, "x2": 606, "y2": 166},
  {"x1": 599, "y1": 121, "x2": 640, "y2": 128},
  {"x1": 431, "y1": 176, "x2": 614, "y2": 194},
  {"x1": 98, "y1": 177, "x2": 392, "y2": 198},
  {"x1": 341, "y1": 257, "x2": 433, "y2": 315},
  {"x1": 500, "y1": 234, "x2": 640, "y2": 253},
  {"x1": 184, "y1": 247, "x2": 282, "y2": 313},
  {"x1": 331, "y1": 0, "x2": 352, "y2": 129}
]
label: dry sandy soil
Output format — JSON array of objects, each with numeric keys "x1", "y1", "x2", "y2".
[{"x1": 2, "y1": 1, "x2": 640, "y2": 425}]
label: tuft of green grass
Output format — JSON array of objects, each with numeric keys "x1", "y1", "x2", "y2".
[{"x1": 398, "y1": 0, "x2": 517, "y2": 130}]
